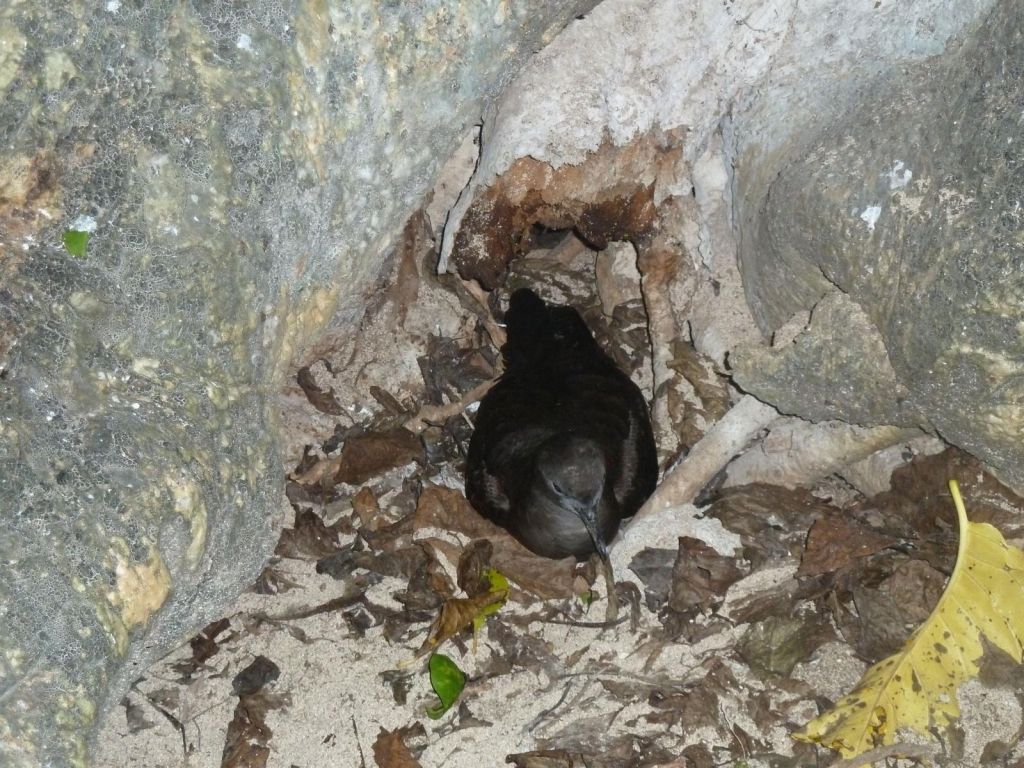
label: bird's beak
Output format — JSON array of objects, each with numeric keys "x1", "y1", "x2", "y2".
[{"x1": 576, "y1": 503, "x2": 609, "y2": 561}]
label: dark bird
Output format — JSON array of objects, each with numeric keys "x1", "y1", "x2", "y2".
[{"x1": 466, "y1": 288, "x2": 658, "y2": 580}]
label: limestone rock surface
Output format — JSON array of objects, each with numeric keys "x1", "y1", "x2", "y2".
[
  {"x1": 737, "y1": 0, "x2": 1024, "y2": 491},
  {"x1": 0, "y1": 2, "x2": 591, "y2": 765},
  {"x1": 437, "y1": 0, "x2": 1018, "y2": 491}
]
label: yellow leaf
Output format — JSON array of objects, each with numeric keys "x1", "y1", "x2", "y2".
[
  {"x1": 414, "y1": 568, "x2": 509, "y2": 660},
  {"x1": 793, "y1": 479, "x2": 1024, "y2": 758},
  {"x1": 473, "y1": 567, "x2": 510, "y2": 630}
]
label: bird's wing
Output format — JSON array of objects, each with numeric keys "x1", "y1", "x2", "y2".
[
  {"x1": 611, "y1": 392, "x2": 658, "y2": 514},
  {"x1": 613, "y1": 406, "x2": 642, "y2": 507},
  {"x1": 466, "y1": 456, "x2": 512, "y2": 516},
  {"x1": 465, "y1": 377, "x2": 559, "y2": 523},
  {"x1": 467, "y1": 425, "x2": 558, "y2": 524}
]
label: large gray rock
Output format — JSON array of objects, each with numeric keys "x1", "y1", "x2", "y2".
[
  {"x1": 0, "y1": 2, "x2": 590, "y2": 765},
  {"x1": 733, "y1": 0, "x2": 1024, "y2": 491},
  {"x1": 435, "y1": 0, "x2": 1012, "y2": 488}
]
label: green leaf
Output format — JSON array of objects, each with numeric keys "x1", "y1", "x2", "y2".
[
  {"x1": 62, "y1": 229, "x2": 89, "y2": 258},
  {"x1": 484, "y1": 567, "x2": 509, "y2": 594},
  {"x1": 425, "y1": 653, "x2": 465, "y2": 719},
  {"x1": 474, "y1": 567, "x2": 509, "y2": 628}
]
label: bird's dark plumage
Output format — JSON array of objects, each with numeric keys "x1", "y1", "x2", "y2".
[{"x1": 465, "y1": 288, "x2": 658, "y2": 560}]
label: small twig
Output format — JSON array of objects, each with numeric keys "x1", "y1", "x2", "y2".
[
  {"x1": 460, "y1": 277, "x2": 507, "y2": 349},
  {"x1": 351, "y1": 713, "x2": 367, "y2": 768},
  {"x1": 599, "y1": 553, "x2": 618, "y2": 624},
  {"x1": 526, "y1": 671, "x2": 601, "y2": 737},
  {"x1": 264, "y1": 590, "x2": 364, "y2": 622},
  {"x1": 535, "y1": 594, "x2": 628, "y2": 630},
  {"x1": 525, "y1": 681, "x2": 575, "y2": 733},
  {"x1": 538, "y1": 616, "x2": 628, "y2": 629},
  {"x1": 404, "y1": 378, "x2": 497, "y2": 434},
  {"x1": 144, "y1": 695, "x2": 188, "y2": 757},
  {"x1": 633, "y1": 394, "x2": 779, "y2": 521}
]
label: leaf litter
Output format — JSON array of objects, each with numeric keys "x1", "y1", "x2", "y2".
[{"x1": 94, "y1": 208, "x2": 1024, "y2": 768}]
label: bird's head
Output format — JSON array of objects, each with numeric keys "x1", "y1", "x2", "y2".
[{"x1": 535, "y1": 436, "x2": 609, "y2": 558}]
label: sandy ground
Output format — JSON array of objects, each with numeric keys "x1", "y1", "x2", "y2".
[
  {"x1": 93, "y1": 218, "x2": 1024, "y2": 768},
  {"x1": 91, "y1": 515, "x2": 823, "y2": 768},
  {"x1": 92, "y1": 468, "x2": 1024, "y2": 768}
]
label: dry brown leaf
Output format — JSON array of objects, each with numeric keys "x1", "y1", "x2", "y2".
[
  {"x1": 296, "y1": 363, "x2": 344, "y2": 415},
  {"x1": 291, "y1": 428, "x2": 424, "y2": 489},
  {"x1": 145, "y1": 687, "x2": 180, "y2": 711},
  {"x1": 370, "y1": 385, "x2": 411, "y2": 416},
  {"x1": 869, "y1": 449, "x2": 1024, "y2": 539},
  {"x1": 275, "y1": 509, "x2": 343, "y2": 559},
  {"x1": 336, "y1": 428, "x2": 424, "y2": 485},
  {"x1": 416, "y1": 581, "x2": 508, "y2": 659},
  {"x1": 486, "y1": 619, "x2": 561, "y2": 678},
  {"x1": 360, "y1": 510, "x2": 417, "y2": 554},
  {"x1": 121, "y1": 697, "x2": 156, "y2": 734},
  {"x1": 417, "y1": 333, "x2": 496, "y2": 406},
  {"x1": 379, "y1": 670, "x2": 415, "y2": 706},
  {"x1": 221, "y1": 692, "x2": 287, "y2": 768},
  {"x1": 798, "y1": 514, "x2": 897, "y2": 577},
  {"x1": 736, "y1": 612, "x2": 837, "y2": 677},
  {"x1": 317, "y1": 544, "x2": 428, "y2": 583},
  {"x1": 646, "y1": 684, "x2": 719, "y2": 732},
  {"x1": 172, "y1": 617, "x2": 231, "y2": 680},
  {"x1": 847, "y1": 449, "x2": 1024, "y2": 578},
  {"x1": 705, "y1": 484, "x2": 836, "y2": 568},
  {"x1": 413, "y1": 484, "x2": 499, "y2": 539},
  {"x1": 290, "y1": 455, "x2": 343, "y2": 487},
  {"x1": 390, "y1": 209, "x2": 428, "y2": 326},
  {"x1": 457, "y1": 539, "x2": 494, "y2": 597},
  {"x1": 221, "y1": 657, "x2": 289, "y2": 768},
  {"x1": 352, "y1": 486, "x2": 381, "y2": 530},
  {"x1": 232, "y1": 656, "x2": 280, "y2": 696},
  {"x1": 191, "y1": 618, "x2": 230, "y2": 661},
  {"x1": 668, "y1": 339, "x2": 730, "y2": 419},
  {"x1": 679, "y1": 744, "x2": 714, "y2": 768},
  {"x1": 833, "y1": 556, "x2": 948, "y2": 662},
  {"x1": 491, "y1": 548, "x2": 575, "y2": 600},
  {"x1": 666, "y1": 339, "x2": 731, "y2": 451},
  {"x1": 840, "y1": 585, "x2": 912, "y2": 661},
  {"x1": 372, "y1": 723, "x2": 426, "y2": 768},
  {"x1": 449, "y1": 701, "x2": 493, "y2": 732},
  {"x1": 396, "y1": 556, "x2": 448, "y2": 614},
  {"x1": 414, "y1": 485, "x2": 575, "y2": 599},
  {"x1": 251, "y1": 564, "x2": 302, "y2": 595},
  {"x1": 668, "y1": 536, "x2": 743, "y2": 616},
  {"x1": 506, "y1": 750, "x2": 576, "y2": 768},
  {"x1": 878, "y1": 558, "x2": 946, "y2": 625},
  {"x1": 417, "y1": 537, "x2": 464, "y2": 583},
  {"x1": 724, "y1": 570, "x2": 826, "y2": 626},
  {"x1": 628, "y1": 547, "x2": 676, "y2": 610}
]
